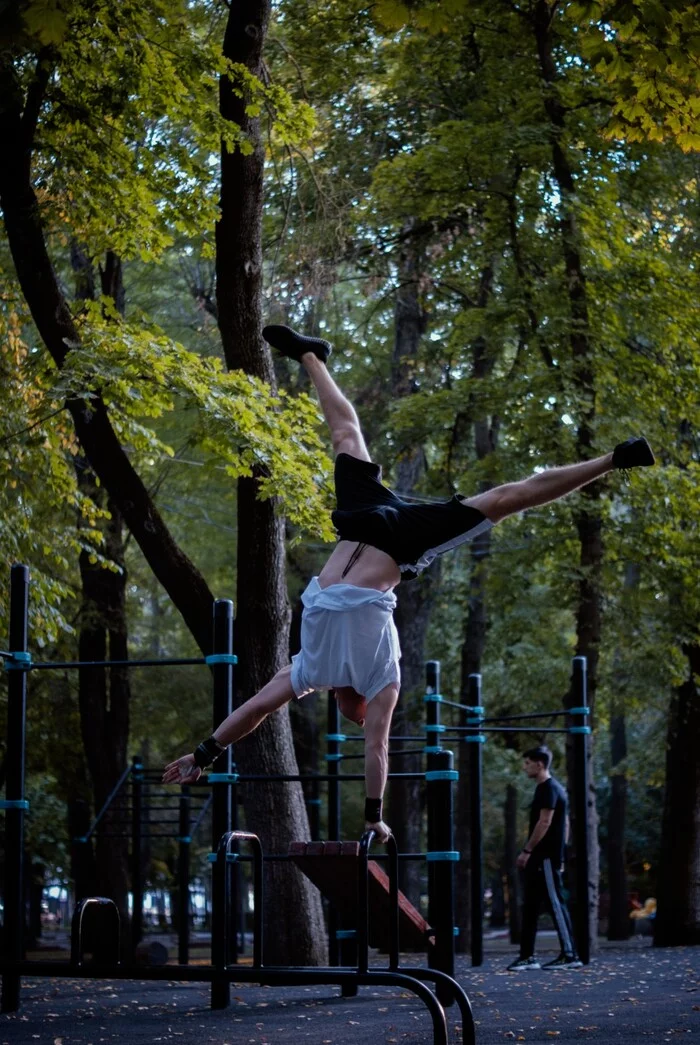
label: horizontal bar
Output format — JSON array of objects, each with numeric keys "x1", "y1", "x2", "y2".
[
  {"x1": 444, "y1": 726, "x2": 570, "y2": 735},
  {"x1": 29, "y1": 657, "x2": 207, "y2": 670},
  {"x1": 478, "y1": 709, "x2": 570, "y2": 724}
]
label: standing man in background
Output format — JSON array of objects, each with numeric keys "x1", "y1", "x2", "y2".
[{"x1": 507, "y1": 746, "x2": 583, "y2": 970}]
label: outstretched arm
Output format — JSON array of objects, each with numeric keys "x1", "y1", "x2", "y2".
[
  {"x1": 362, "y1": 684, "x2": 399, "y2": 843},
  {"x1": 162, "y1": 665, "x2": 296, "y2": 784}
]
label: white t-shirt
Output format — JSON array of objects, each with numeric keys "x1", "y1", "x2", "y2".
[{"x1": 290, "y1": 577, "x2": 401, "y2": 700}]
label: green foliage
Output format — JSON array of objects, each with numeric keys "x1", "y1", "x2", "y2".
[{"x1": 53, "y1": 300, "x2": 335, "y2": 541}]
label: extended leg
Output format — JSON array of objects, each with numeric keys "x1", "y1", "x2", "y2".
[
  {"x1": 463, "y1": 454, "x2": 614, "y2": 524},
  {"x1": 262, "y1": 324, "x2": 370, "y2": 461},
  {"x1": 302, "y1": 354, "x2": 370, "y2": 461}
]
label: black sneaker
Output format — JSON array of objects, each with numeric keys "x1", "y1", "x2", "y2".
[
  {"x1": 542, "y1": 954, "x2": 583, "y2": 969},
  {"x1": 262, "y1": 325, "x2": 332, "y2": 363},
  {"x1": 612, "y1": 436, "x2": 655, "y2": 470},
  {"x1": 506, "y1": 956, "x2": 541, "y2": 971}
]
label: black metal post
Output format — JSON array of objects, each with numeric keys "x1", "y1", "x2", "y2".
[
  {"x1": 1, "y1": 563, "x2": 29, "y2": 1013},
  {"x1": 210, "y1": 598, "x2": 234, "y2": 1010},
  {"x1": 131, "y1": 756, "x2": 144, "y2": 951},
  {"x1": 178, "y1": 786, "x2": 191, "y2": 965},
  {"x1": 571, "y1": 656, "x2": 591, "y2": 964},
  {"x1": 327, "y1": 693, "x2": 342, "y2": 967},
  {"x1": 425, "y1": 659, "x2": 441, "y2": 986},
  {"x1": 426, "y1": 748, "x2": 457, "y2": 1006},
  {"x1": 467, "y1": 673, "x2": 484, "y2": 967}
]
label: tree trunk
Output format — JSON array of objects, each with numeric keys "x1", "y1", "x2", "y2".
[
  {"x1": 654, "y1": 641, "x2": 700, "y2": 946},
  {"x1": 455, "y1": 264, "x2": 497, "y2": 953},
  {"x1": 387, "y1": 237, "x2": 436, "y2": 906},
  {"x1": 216, "y1": 0, "x2": 325, "y2": 965},
  {"x1": 0, "y1": 60, "x2": 215, "y2": 653},
  {"x1": 532, "y1": 1, "x2": 601, "y2": 951},
  {"x1": 71, "y1": 247, "x2": 132, "y2": 939},
  {"x1": 76, "y1": 480, "x2": 131, "y2": 935}
]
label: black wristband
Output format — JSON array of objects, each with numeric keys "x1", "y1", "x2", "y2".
[
  {"x1": 193, "y1": 735, "x2": 226, "y2": 770},
  {"x1": 522, "y1": 848, "x2": 532, "y2": 855},
  {"x1": 365, "y1": 797, "x2": 382, "y2": 823}
]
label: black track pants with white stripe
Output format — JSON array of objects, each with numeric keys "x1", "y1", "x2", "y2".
[{"x1": 519, "y1": 857, "x2": 577, "y2": 959}]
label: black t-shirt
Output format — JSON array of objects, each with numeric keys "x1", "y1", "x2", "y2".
[{"x1": 528, "y1": 776, "x2": 568, "y2": 864}]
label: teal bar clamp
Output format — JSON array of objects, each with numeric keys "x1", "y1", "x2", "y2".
[
  {"x1": 424, "y1": 693, "x2": 443, "y2": 703},
  {"x1": 465, "y1": 735, "x2": 487, "y2": 743},
  {"x1": 207, "y1": 852, "x2": 239, "y2": 863},
  {"x1": 177, "y1": 836, "x2": 192, "y2": 844},
  {"x1": 208, "y1": 772, "x2": 240, "y2": 783},
  {"x1": 425, "y1": 770, "x2": 459, "y2": 781},
  {"x1": 336, "y1": 929, "x2": 357, "y2": 940},
  {"x1": 325, "y1": 734, "x2": 347, "y2": 742},
  {"x1": 424, "y1": 745, "x2": 444, "y2": 754},
  {"x1": 325, "y1": 754, "x2": 343, "y2": 762},
  {"x1": 425, "y1": 724, "x2": 446, "y2": 733},
  {"x1": 205, "y1": 654, "x2": 238, "y2": 665},
  {"x1": 426, "y1": 851, "x2": 460, "y2": 862},
  {"x1": 569, "y1": 726, "x2": 591, "y2": 734},
  {"x1": 0, "y1": 799, "x2": 30, "y2": 810},
  {"x1": 569, "y1": 707, "x2": 590, "y2": 715},
  {"x1": 3, "y1": 651, "x2": 32, "y2": 671}
]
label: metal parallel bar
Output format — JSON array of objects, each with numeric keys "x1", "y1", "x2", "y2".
[
  {"x1": 443, "y1": 726, "x2": 569, "y2": 735},
  {"x1": 572, "y1": 657, "x2": 591, "y2": 965},
  {"x1": 80, "y1": 764, "x2": 133, "y2": 843},
  {"x1": 468, "y1": 675, "x2": 483, "y2": 969},
  {"x1": 0, "y1": 962, "x2": 449, "y2": 1045},
  {"x1": 131, "y1": 757, "x2": 144, "y2": 949},
  {"x1": 388, "y1": 834, "x2": 400, "y2": 971},
  {"x1": 478, "y1": 709, "x2": 570, "y2": 723},
  {"x1": 232, "y1": 772, "x2": 426, "y2": 782},
  {"x1": 327, "y1": 693, "x2": 342, "y2": 971},
  {"x1": 190, "y1": 794, "x2": 213, "y2": 837},
  {"x1": 29, "y1": 657, "x2": 207, "y2": 670},
  {"x1": 336, "y1": 748, "x2": 426, "y2": 761},
  {"x1": 1, "y1": 563, "x2": 29, "y2": 1014},
  {"x1": 357, "y1": 830, "x2": 373, "y2": 974},
  {"x1": 210, "y1": 598, "x2": 234, "y2": 1010}
]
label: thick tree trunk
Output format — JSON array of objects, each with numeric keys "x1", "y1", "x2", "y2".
[
  {"x1": 654, "y1": 641, "x2": 700, "y2": 946},
  {"x1": 71, "y1": 248, "x2": 132, "y2": 939},
  {"x1": 0, "y1": 61, "x2": 215, "y2": 653},
  {"x1": 216, "y1": 0, "x2": 325, "y2": 965},
  {"x1": 76, "y1": 476, "x2": 131, "y2": 934},
  {"x1": 532, "y1": 2, "x2": 601, "y2": 951},
  {"x1": 387, "y1": 239, "x2": 436, "y2": 906},
  {"x1": 455, "y1": 265, "x2": 497, "y2": 952}
]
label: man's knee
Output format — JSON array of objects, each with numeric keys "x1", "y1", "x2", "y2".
[
  {"x1": 462, "y1": 482, "x2": 523, "y2": 524},
  {"x1": 332, "y1": 424, "x2": 369, "y2": 461}
]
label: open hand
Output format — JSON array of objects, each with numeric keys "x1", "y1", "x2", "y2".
[
  {"x1": 365, "y1": 819, "x2": 392, "y2": 844},
  {"x1": 162, "y1": 753, "x2": 202, "y2": 785}
]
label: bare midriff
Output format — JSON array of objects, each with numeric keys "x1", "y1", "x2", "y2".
[{"x1": 318, "y1": 540, "x2": 401, "y2": 592}]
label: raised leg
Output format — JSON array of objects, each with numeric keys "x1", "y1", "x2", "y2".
[
  {"x1": 463, "y1": 453, "x2": 614, "y2": 524},
  {"x1": 301, "y1": 354, "x2": 370, "y2": 461}
]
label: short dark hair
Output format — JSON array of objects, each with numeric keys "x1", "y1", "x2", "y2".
[{"x1": 523, "y1": 745, "x2": 552, "y2": 770}]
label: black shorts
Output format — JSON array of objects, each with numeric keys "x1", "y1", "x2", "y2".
[{"x1": 331, "y1": 453, "x2": 492, "y2": 581}]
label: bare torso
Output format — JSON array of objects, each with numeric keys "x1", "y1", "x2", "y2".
[{"x1": 318, "y1": 540, "x2": 401, "y2": 592}]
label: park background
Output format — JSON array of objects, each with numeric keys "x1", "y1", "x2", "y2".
[{"x1": 0, "y1": 0, "x2": 698, "y2": 968}]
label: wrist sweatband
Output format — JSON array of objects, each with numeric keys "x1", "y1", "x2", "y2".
[
  {"x1": 365, "y1": 798, "x2": 382, "y2": 823},
  {"x1": 193, "y1": 735, "x2": 226, "y2": 770},
  {"x1": 523, "y1": 848, "x2": 532, "y2": 855}
]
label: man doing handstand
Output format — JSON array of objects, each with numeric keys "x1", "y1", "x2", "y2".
[{"x1": 163, "y1": 326, "x2": 655, "y2": 842}]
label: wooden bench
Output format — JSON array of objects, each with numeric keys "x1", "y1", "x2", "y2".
[{"x1": 289, "y1": 841, "x2": 430, "y2": 952}]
